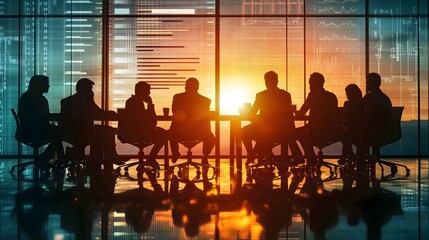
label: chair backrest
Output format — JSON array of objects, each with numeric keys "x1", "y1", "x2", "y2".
[
  {"x1": 11, "y1": 108, "x2": 47, "y2": 148},
  {"x1": 379, "y1": 106, "x2": 403, "y2": 146},
  {"x1": 117, "y1": 108, "x2": 141, "y2": 144},
  {"x1": 10, "y1": 109, "x2": 23, "y2": 142}
]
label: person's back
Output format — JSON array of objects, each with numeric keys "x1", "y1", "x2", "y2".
[
  {"x1": 17, "y1": 75, "x2": 64, "y2": 174},
  {"x1": 169, "y1": 77, "x2": 214, "y2": 163},
  {"x1": 170, "y1": 80, "x2": 211, "y2": 139},
  {"x1": 18, "y1": 85, "x2": 50, "y2": 141},
  {"x1": 362, "y1": 73, "x2": 392, "y2": 145},
  {"x1": 125, "y1": 95, "x2": 157, "y2": 141},
  {"x1": 61, "y1": 79, "x2": 103, "y2": 146},
  {"x1": 254, "y1": 87, "x2": 294, "y2": 136},
  {"x1": 298, "y1": 73, "x2": 339, "y2": 143}
]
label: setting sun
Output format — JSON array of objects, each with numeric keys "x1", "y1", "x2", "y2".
[{"x1": 220, "y1": 86, "x2": 253, "y2": 115}]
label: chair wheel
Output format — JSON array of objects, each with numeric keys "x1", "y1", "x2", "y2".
[
  {"x1": 406, "y1": 169, "x2": 410, "y2": 177},
  {"x1": 124, "y1": 167, "x2": 129, "y2": 172},
  {"x1": 391, "y1": 166, "x2": 398, "y2": 174},
  {"x1": 116, "y1": 167, "x2": 121, "y2": 172}
]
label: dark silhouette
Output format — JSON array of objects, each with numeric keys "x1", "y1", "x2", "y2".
[
  {"x1": 169, "y1": 77, "x2": 215, "y2": 163},
  {"x1": 336, "y1": 187, "x2": 402, "y2": 240},
  {"x1": 17, "y1": 75, "x2": 64, "y2": 176},
  {"x1": 357, "y1": 73, "x2": 393, "y2": 187},
  {"x1": 124, "y1": 81, "x2": 168, "y2": 167},
  {"x1": 295, "y1": 72, "x2": 340, "y2": 166},
  {"x1": 242, "y1": 71, "x2": 304, "y2": 165},
  {"x1": 295, "y1": 178, "x2": 339, "y2": 240},
  {"x1": 338, "y1": 84, "x2": 364, "y2": 166},
  {"x1": 362, "y1": 73, "x2": 392, "y2": 146},
  {"x1": 60, "y1": 78, "x2": 123, "y2": 172},
  {"x1": 171, "y1": 181, "x2": 211, "y2": 238}
]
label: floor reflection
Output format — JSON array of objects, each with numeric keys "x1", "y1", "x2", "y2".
[{"x1": 0, "y1": 158, "x2": 427, "y2": 239}]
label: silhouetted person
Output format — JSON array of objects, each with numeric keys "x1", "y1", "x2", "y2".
[
  {"x1": 242, "y1": 71, "x2": 304, "y2": 165},
  {"x1": 125, "y1": 81, "x2": 168, "y2": 168},
  {"x1": 362, "y1": 72, "x2": 392, "y2": 146},
  {"x1": 295, "y1": 182, "x2": 339, "y2": 240},
  {"x1": 338, "y1": 84, "x2": 363, "y2": 166},
  {"x1": 356, "y1": 73, "x2": 392, "y2": 187},
  {"x1": 61, "y1": 78, "x2": 123, "y2": 172},
  {"x1": 295, "y1": 72, "x2": 340, "y2": 166},
  {"x1": 169, "y1": 77, "x2": 215, "y2": 164},
  {"x1": 18, "y1": 75, "x2": 64, "y2": 177},
  {"x1": 171, "y1": 181, "x2": 211, "y2": 238}
]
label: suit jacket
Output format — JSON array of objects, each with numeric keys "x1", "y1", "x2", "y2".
[
  {"x1": 300, "y1": 89, "x2": 340, "y2": 142},
  {"x1": 124, "y1": 94, "x2": 157, "y2": 141},
  {"x1": 60, "y1": 93, "x2": 104, "y2": 146},
  {"x1": 362, "y1": 88, "x2": 392, "y2": 144},
  {"x1": 250, "y1": 87, "x2": 295, "y2": 137},
  {"x1": 170, "y1": 91, "x2": 211, "y2": 139},
  {"x1": 17, "y1": 91, "x2": 50, "y2": 141}
]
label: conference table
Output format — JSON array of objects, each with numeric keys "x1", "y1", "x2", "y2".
[{"x1": 49, "y1": 111, "x2": 309, "y2": 190}]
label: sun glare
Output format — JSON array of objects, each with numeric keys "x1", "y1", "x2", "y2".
[{"x1": 220, "y1": 87, "x2": 252, "y2": 115}]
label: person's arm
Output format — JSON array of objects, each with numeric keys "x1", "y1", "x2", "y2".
[{"x1": 297, "y1": 92, "x2": 312, "y2": 116}]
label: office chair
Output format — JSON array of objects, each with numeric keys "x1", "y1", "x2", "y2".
[
  {"x1": 369, "y1": 107, "x2": 410, "y2": 185},
  {"x1": 116, "y1": 108, "x2": 159, "y2": 185},
  {"x1": 9, "y1": 109, "x2": 49, "y2": 185},
  {"x1": 168, "y1": 140, "x2": 216, "y2": 184},
  {"x1": 312, "y1": 108, "x2": 344, "y2": 181}
]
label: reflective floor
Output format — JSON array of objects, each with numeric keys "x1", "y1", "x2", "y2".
[{"x1": 0, "y1": 157, "x2": 428, "y2": 240}]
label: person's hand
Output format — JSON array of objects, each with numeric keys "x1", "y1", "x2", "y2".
[{"x1": 143, "y1": 96, "x2": 153, "y2": 104}]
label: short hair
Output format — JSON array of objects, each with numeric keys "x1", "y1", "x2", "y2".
[
  {"x1": 135, "y1": 81, "x2": 150, "y2": 94},
  {"x1": 28, "y1": 75, "x2": 49, "y2": 91},
  {"x1": 345, "y1": 84, "x2": 362, "y2": 101},
  {"x1": 367, "y1": 72, "x2": 382, "y2": 88},
  {"x1": 264, "y1": 71, "x2": 278, "y2": 86},
  {"x1": 309, "y1": 72, "x2": 325, "y2": 86},
  {"x1": 185, "y1": 77, "x2": 199, "y2": 92},
  {"x1": 76, "y1": 78, "x2": 94, "y2": 93}
]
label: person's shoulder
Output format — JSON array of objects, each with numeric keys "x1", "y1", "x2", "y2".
[
  {"x1": 199, "y1": 94, "x2": 211, "y2": 103},
  {"x1": 61, "y1": 95, "x2": 74, "y2": 104}
]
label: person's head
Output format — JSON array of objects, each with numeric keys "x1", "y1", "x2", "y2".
[
  {"x1": 28, "y1": 75, "x2": 50, "y2": 94},
  {"x1": 366, "y1": 72, "x2": 382, "y2": 92},
  {"x1": 264, "y1": 71, "x2": 279, "y2": 90},
  {"x1": 135, "y1": 81, "x2": 151, "y2": 98},
  {"x1": 185, "y1": 77, "x2": 199, "y2": 93},
  {"x1": 345, "y1": 84, "x2": 362, "y2": 102},
  {"x1": 309, "y1": 72, "x2": 325, "y2": 92},
  {"x1": 76, "y1": 78, "x2": 95, "y2": 99}
]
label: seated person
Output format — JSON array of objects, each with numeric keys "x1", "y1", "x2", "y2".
[
  {"x1": 61, "y1": 78, "x2": 123, "y2": 172},
  {"x1": 295, "y1": 72, "x2": 340, "y2": 166},
  {"x1": 18, "y1": 75, "x2": 64, "y2": 175},
  {"x1": 241, "y1": 71, "x2": 304, "y2": 165},
  {"x1": 124, "y1": 81, "x2": 168, "y2": 168},
  {"x1": 361, "y1": 72, "x2": 392, "y2": 147},
  {"x1": 169, "y1": 77, "x2": 215, "y2": 164},
  {"x1": 338, "y1": 84, "x2": 364, "y2": 165}
]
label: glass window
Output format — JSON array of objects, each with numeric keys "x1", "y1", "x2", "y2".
[
  {"x1": 369, "y1": 17, "x2": 419, "y2": 154},
  {"x1": 0, "y1": 18, "x2": 19, "y2": 154},
  {"x1": 221, "y1": 0, "x2": 304, "y2": 15},
  {"x1": 306, "y1": 0, "x2": 365, "y2": 15},
  {"x1": 109, "y1": 17, "x2": 215, "y2": 113},
  {"x1": 0, "y1": 1, "x2": 19, "y2": 15},
  {"x1": 306, "y1": 17, "x2": 365, "y2": 105},
  {"x1": 20, "y1": 0, "x2": 102, "y2": 15},
  {"x1": 369, "y1": 0, "x2": 417, "y2": 16},
  {"x1": 220, "y1": 17, "x2": 287, "y2": 115},
  {"x1": 109, "y1": 0, "x2": 215, "y2": 15}
]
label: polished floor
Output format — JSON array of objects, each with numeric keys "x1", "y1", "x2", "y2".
[{"x1": 0, "y1": 157, "x2": 428, "y2": 240}]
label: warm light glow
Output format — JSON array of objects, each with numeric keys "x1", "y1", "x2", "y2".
[{"x1": 220, "y1": 86, "x2": 252, "y2": 115}]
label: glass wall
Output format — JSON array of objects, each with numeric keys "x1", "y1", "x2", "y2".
[{"x1": 0, "y1": 0, "x2": 427, "y2": 156}]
